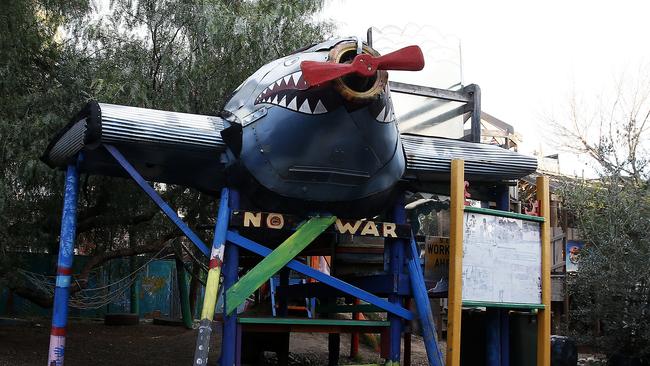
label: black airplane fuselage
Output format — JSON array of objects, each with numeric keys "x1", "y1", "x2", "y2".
[{"x1": 220, "y1": 38, "x2": 406, "y2": 216}]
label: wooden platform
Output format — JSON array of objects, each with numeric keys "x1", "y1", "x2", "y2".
[{"x1": 237, "y1": 317, "x2": 389, "y2": 333}]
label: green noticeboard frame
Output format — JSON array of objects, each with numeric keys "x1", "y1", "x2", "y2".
[
  {"x1": 462, "y1": 300, "x2": 545, "y2": 310},
  {"x1": 464, "y1": 206, "x2": 545, "y2": 223}
]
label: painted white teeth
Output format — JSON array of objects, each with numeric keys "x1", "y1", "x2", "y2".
[
  {"x1": 298, "y1": 99, "x2": 311, "y2": 114},
  {"x1": 287, "y1": 97, "x2": 297, "y2": 110},
  {"x1": 313, "y1": 100, "x2": 327, "y2": 114},
  {"x1": 262, "y1": 93, "x2": 328, "y2": 114},
  {"x1": 384, "y1": 106, "x2": 392, "y2": 122},
  {"x1": 257, "y1": 71, "x2": 329, "y2": 113},
  {"x1": 377, "y1": 106, "x2": 386, "y2": 121}
]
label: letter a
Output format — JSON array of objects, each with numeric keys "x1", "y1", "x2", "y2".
[{"x1": 360, "y1": 221, "x2": 380, "y2": 236}]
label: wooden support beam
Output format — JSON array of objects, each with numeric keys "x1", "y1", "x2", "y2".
[
  {"x1": 225, "y1": 216, "x2": 336, "y2": 314},
  {"x1": 279, "y1": 275, "x2": 411, "y2": 299},
  {"x1": 447, "y1": 160, "x2": 465, "y2": 366},
  {"x1": 105, "y1": 144, "x2": 210, "y2": 256},
  {"x1": 317, "y1": 303, "x2": 383, "y2": 314},
  {"x1": 238, "y1": 317, "x2": 389, "y2": 327},
  {"x1": 389, "y1": 81, "x2": 472, "y2": 102},
  {"x1": 536, "y1": 176, "x2": 551, "y2": 366}
]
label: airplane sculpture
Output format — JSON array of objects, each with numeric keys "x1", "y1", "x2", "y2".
[
  {"x1": 43, "y1": 37, "x2": 537, "y2": 217},
  {"x1": 42, "y1": 37, "x2": 538, "y2": 366}
]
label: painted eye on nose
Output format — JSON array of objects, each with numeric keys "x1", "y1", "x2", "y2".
[{"x1": 284, "y1": 56, "x2": 299, "y2": 66}]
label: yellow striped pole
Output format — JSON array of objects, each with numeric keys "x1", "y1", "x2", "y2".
[
  {"x1": 536, "y1": 176, "x2": 551, "y2": 366},
  {"x1": 447, "y1": 159, "x2": 464, "y2": 366},
  {"x1": 193, "y1": 188, "x2": 230, "y2": 365}
]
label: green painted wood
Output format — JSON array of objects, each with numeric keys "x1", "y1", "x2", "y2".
[
  {"x1": 316, "y1": 304, "x2": 383, "y2": 313},
  {"x1": 462, "y1": 300, "x2": 545, "y2": 309},
  {"x1": 237, "y1": 317, "x2": 389, "y2": 327},
  {"x1": 225, "y1": 216, "x2": 336, "y2": 314},
  {"x1": 464, "y1": 206, "x2": 545, "y2": 222}
]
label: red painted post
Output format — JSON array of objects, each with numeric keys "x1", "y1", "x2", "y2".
[{"x1": 350, "y1": 298, "x2": 361, "y2": 358}]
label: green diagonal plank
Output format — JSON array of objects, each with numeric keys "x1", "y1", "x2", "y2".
[{"x1": 225, "y1": 216, "x2": 336, "y2": 314}]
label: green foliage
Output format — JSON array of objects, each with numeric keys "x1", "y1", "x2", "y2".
[
  {"x1": 1, "y1": 0, "x2": 92, "y2": 259},
  {"x1": 0, "y1": 0, "x2": 331, "y2": 280},
  {"x1": 553, "y1": 66, "x2": 650, "y2": 360},
  {"x1": 563, "y1": 156, "x2": 650, "y2": 359}
]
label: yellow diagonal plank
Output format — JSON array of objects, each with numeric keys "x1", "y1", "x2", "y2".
[{"x1": 225, "y1": 216, "x2": 336, "y2": 314}]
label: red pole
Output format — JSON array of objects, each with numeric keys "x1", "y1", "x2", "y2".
[{"x1": 350, "y1": 298, "x2": 361, "y2": 358}]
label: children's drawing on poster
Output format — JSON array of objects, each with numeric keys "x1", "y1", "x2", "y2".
[
  {"x1": 462, "y1": 212, "x2": 542, "y2": 304},
  {"x1": 565, "y1": 241, "x2": 584, "y2": 272}
]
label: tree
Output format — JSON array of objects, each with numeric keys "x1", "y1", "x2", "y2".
[
  {"x1": 0, "y1": 0, "x2": 332, "y2": 307},
  {"x1": 550, "y1": 69, "x2": 650, "y2": 361}
]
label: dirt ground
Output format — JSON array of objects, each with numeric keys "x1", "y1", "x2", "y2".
[{"x1": 0, "y1": 318, "x2": 433, "y2": 365}]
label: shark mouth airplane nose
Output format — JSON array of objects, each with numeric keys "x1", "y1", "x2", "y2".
[{"x1": 254, "y1": 71, "x2": 332, "y2": 114}]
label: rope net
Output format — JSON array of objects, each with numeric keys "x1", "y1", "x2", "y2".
[{"x1": 17, "y1": 246, "x2": 171, "y2": 310}]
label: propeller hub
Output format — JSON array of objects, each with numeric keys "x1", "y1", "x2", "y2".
[
  {"x1": 326, "y1": 42, "x2": 388, "y2": 103},
  {"x1": 300, "y1": 42, "x2": 424, "y2": 103}
]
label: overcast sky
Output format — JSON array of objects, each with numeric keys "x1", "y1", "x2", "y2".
[{"x1": 318, "y1": 0, "x2": 650, "y2": 176}]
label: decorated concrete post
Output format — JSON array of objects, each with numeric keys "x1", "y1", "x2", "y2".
[
  {"x1": 48, "y1": 163, "x2": 80, "y2": 366},
  {"x1": 221, "y1": 189, "x2": 240, "y2": 366},
  {"x1": 387, "y1": 196, "x2": 406, "y2": 364}
]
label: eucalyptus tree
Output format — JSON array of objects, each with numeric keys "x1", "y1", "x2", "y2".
[{"x1": 1, "y1": 0, "x2": 331, "y2": 307}]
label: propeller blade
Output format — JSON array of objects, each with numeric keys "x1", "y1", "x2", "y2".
[
  {"x1": 300, "y1": 61, "x2": 355, "y2": 87},
  {"x1": 375, "y1": 45, "x2": 425, "y2": 71},
  {"x1": 300, "y1": 45, "x2": 425, "y2": 87}
]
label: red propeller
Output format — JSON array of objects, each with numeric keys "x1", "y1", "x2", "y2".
[{"x1": 300, "y1": 45, "x2": 425, "y2": 87}]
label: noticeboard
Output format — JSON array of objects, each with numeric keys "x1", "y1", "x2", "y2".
[{"x1": 461, "y1": 210, "x2": 542, "y2": 306}]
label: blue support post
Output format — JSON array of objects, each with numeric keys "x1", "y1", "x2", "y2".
[
  {"x1": 269, "y1": 277, "x2": 277, "y2": 317},
  {"x1": 104, "y1": 144, "x2": 210, "y2": 256},
  {"x1": 486, "y1": 308, "x2": 502, "y2": 366},
  {"x1": 387, "y1": 197, "x2": 406, "y2": 364},
  {"x1": 497, "y1": 185, "x2": 511, "y2": 366},
  {"x1": 48, "y1": 163, "x2": 80, "y2": 366},
  {"x1": 221, "y1": 189, "x2": 240, "y2": 366},
  {"x1": 500, "y1": 307, "x2": 510, "y2": 366},
  {"x1": 407, "y1": 236, "x2": 445, "y2": 366}
]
